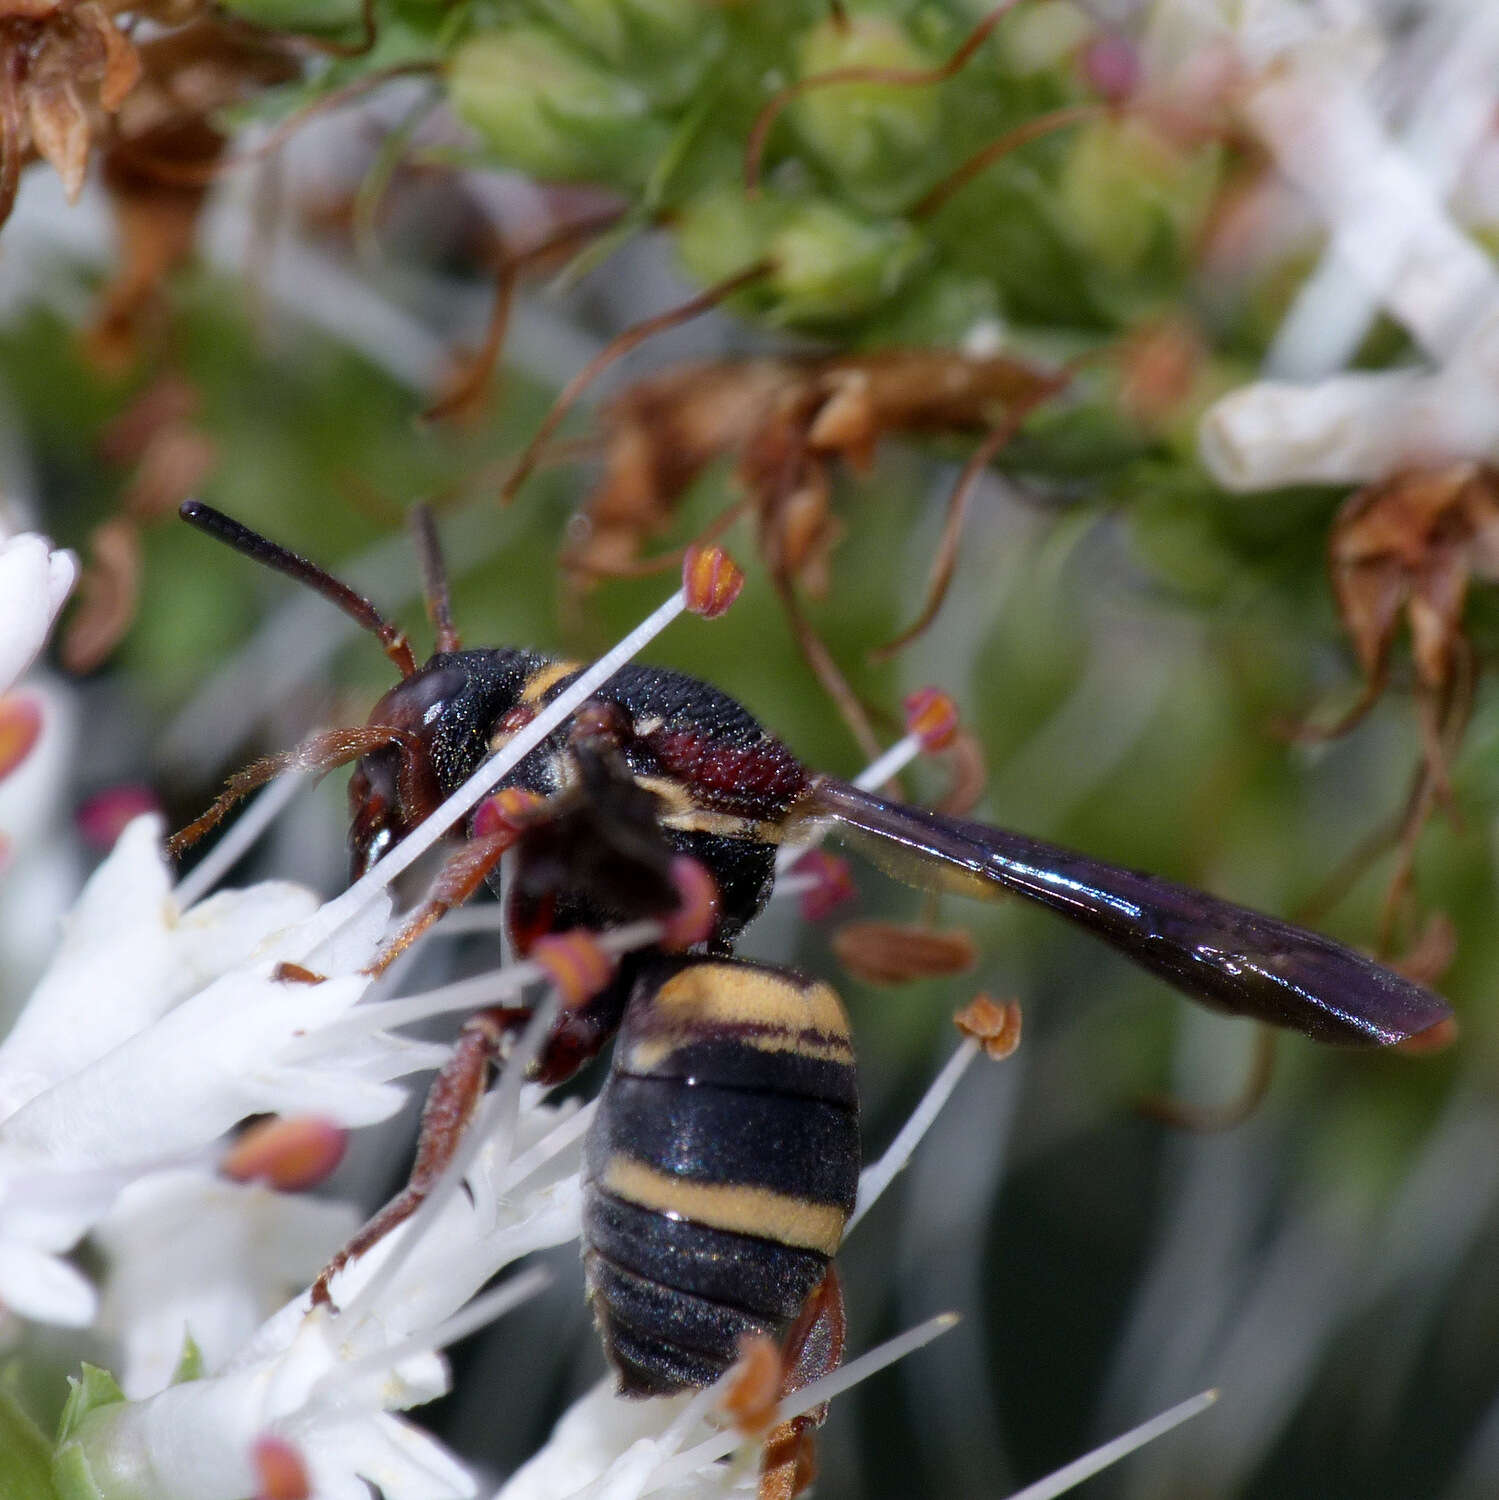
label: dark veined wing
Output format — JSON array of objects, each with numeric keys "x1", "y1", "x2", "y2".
[{"x1": 806, "y1": 777, "x2": 1453, "y2": 1047}]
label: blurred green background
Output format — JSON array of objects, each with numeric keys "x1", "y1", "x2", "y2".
[{"x1": 5, "y1": 0, "x2": 1499, "y2": 1494}]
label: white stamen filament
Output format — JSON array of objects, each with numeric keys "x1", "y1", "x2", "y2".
[
  {"x1": 1000, "y1": 1389, "x2": 1219, "y2": 1500},
  {"x1": 854, "y1": 731, "x2": 924, "y2": 795},
  {"x1": 643, "y1": 1313, "x2": 960, "y2": 1491},
  {"x1": 173, "y1": 773, "x2": 304, "y2": 909},
  {"x1": 336, "y1": 993, "x2": 562, "y2": 1328},
  {"x1": 849, "y1": 1038, "x2": 981, "y2": 1232},
  {"x1": 293, "y1": 588, "x2": 689, "y2": 959},
  {"x1": 310, "y1": 1266, "x2": 553, "y2": 1406},
  {"x1": 776, "y1": 729, "x2": 925, "y2": 874},
  {"x1": 492, "y1": 1098, "x2": 596, "y2": 1195},
  {"x1": 286, "y1": 920, "x2": 661, "y2": 1058}
]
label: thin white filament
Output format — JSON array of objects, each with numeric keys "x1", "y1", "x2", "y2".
[
  {"x1": 294, "y1": 588, "x2": 688, "y2": 959},
  {"x1": 288, "y1": 919, "x2": 661, "y2": 1056},
  {"x1": 1001, "y1": 1389, "x2": 1219, "y2": 1500},
  {"x1": 642, "y1": 1313, "x2": 959, "y2": 1492},
  {"x1": 849, "y1": 1038, "x2": 981, "y2": 1233},
  {"x1": 492, "y1": 1098, "x2": 597, "y2": 1197},
  {"x1": 336, "y1": 994, "x2": 561, "y2": 1328},
  {"x1": 775, "y1": 729, "x2": 923, "y2": 874},
  {"x1": 173, "y1": 772, "x2": 304, "y2": 908},
  {"x1": 310, "y1": 1266, "x2": 553, "y2": 1406}
]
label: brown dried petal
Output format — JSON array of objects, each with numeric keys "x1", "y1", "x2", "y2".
[
  {"x1": 27, "y1": 81, "x2": 89, "y2": 201},
  {"x1": 1390, "y1": 910, "x2": 1457, "y2": 989},
  {"x1": 831, "y1": 920, "x2": 977, "y2": 987},
  {"x1": 1333, "y1": 466, "x2": 1475, "y2": 564},
  {"x1": 1407, "y1": 554, "x2": 1468, "y2": 688},
  {"x1": 99, "y1": 374, "x2": 201, "y2": 464},
  {"x1": 1332, "y1": 555, "x2": 1407, "y2": 680},
  {"x1": 123, "y1": 426, "x2": 218, "y2": 521},
  {"x1": 806, "y1": 373, "x2": 877, "y2": 466},
  {"x1": 95, "y1": 10, "x2": 142, "y2": 112},
  {"x1": 61, "y1": 517, "x2": 141, "y2": 673}
]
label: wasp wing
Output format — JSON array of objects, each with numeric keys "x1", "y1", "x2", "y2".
[{"x1": 806, "y1": 777, "x2": 1452, "y2": 1047}]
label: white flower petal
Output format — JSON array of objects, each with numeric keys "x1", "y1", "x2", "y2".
[
  {"x1": 168, "y1": 881, "x2": 322, "y2": 992},
  {"x1": 0, "y1": 966, "x2": 422, "y2": 1165},
  {"x1": 0, "y1": 533, "x2": 76, "y2": 693},
  {"x1": 303, "y1": 1414, "x2": 477, "y2": 1500},
  {"x1": 1197, "y1": 366, "x2": 1499, "y2": 490},
  {"x1": 0, "y1": 1238, "x2": 97, "y2": 1325},
  {"x1": 0, "y1": 816, "x2": 173, "y2": 1116},
  {"x1": 96, "y1": 1169, "x2": 361, "y2": 1398},
  {"x1": 496, "y1": 1382, "x2": 755, "y2": 1500}
]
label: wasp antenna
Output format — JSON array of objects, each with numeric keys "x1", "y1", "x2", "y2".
[
  {"x1": 178, "y1": 500, "x2": 417, "y2": 678},
  {"x1": 408, "y1": 504, "x2": 461, "y2": 653}
]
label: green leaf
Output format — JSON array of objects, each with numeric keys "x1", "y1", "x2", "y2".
[
  {"x1": 0, "y1": 1386, "x2": 60, "y2": 1500},
  {"x1": 54, "y1": 1370, "x2": 124, "y2": 1448}
]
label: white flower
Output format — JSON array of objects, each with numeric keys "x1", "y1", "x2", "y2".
[
  {"x1": 94, "y1": 1169, "x2": 361, "y2": 1399},
  {"x1": 0, "y1": 530, "x2": 77, "y2": 694},
  {"x1": 54, "y1": 1093, "x2": 590, "y2": 1500},
  {"x1": 1195, "y1": 4, "x2": 1499, "y2": 489},
  {"x1": 0, "y1": 815, "x2": 444, "y2": 1328},
  {"x1": 0, "y1": 676, "x2": 78, "y2": 1012},
  {"x1": 55, "y1": 1304, "x2": 479, "y2": 1500}
]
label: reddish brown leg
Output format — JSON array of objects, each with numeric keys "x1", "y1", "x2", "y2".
[
  {"x1": 310, "y1": 1004, "x2": 528, "y2": 1307},
  {"x1": 760, "y1": 1267, "x2": 847, "y2": 1500},
  {"x1": 364, "y1": 831, "x2": 516, "y2": 976}
]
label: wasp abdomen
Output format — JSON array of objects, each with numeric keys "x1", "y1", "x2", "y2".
[{"x1": 582, "y1": 960, "x2": 859, "y2": 1397}]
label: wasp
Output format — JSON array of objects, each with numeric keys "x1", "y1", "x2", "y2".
[{"x1": 172, "y1": 501, "x2": 1454, "y2": 1487}]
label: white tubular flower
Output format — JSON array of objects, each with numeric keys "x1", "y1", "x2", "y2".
[
  {"x1": 0, "y1": 814, "x2": 444, "y2": 1328},
  {"x1": 54, "y1": 1096, "x2": 588, "y2": 1500},
  {"x1": 0, "y1": 530, "x2": 77, "y2": 694},
  {"x1": 0, "y1": 676, "x2": 78, "y2": 1013},
  {"x1": 495, "y1": 1381, "x2": 757, "y2": 1500},
  {"x1": 94, "y1": 1169, "x2": 361, "y2": 1399},
  {"x1": 0, "y1": 815, "x2": 322, "y2": 1117},
  {"x1": 53, "y1": 1304, "x2": 481, "y2": 1500},
  {"x1": 1196, "y1": 4, "x2": 1499, "y2": 490},
  {"x1": 1198, "y1": 365, "x2": 1499, "y2": 490}
]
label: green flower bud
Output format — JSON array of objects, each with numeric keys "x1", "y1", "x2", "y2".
[
  {"x1": 858, "y1": 267, "x2": 1000, "y2": 347},
  {"x1": 1056, "y1": 117, "x2": 1220, "y2": 282},
  {"x1": 674, "y1": 190, "x2": 926, "y2": 328},
  {"x1": 673, "y1": 187, "x2": 781, "y2": 291},
  {"x1": 767, "y1": 199, "x2": 927, "y2": 325},
  {"x1": 449, "y1": 28, "x2": 671, "y2": 185},
  {"x1": 522, "y1": 0, "x2": 725, "y2": 104},
  {"x1": 216, "y1": 0, "x2": 362, "y2": 32},
  {"x1": 789, "y1": 15, "x2": 940, "y2": 202},
  {"x1": 993, "y1": 0, "x2": 1091, "y2": 75}
]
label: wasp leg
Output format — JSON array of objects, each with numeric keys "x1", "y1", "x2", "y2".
[
  {"x1": 365, "y1": 831, "x2": 516, "y2": 977},
  {"x1": 759, "y1": 1266, "x2": 847, "y2": 1500},
  {"x1": 310, "y1": 1004, "x2": 526, "y2": 1308}
]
